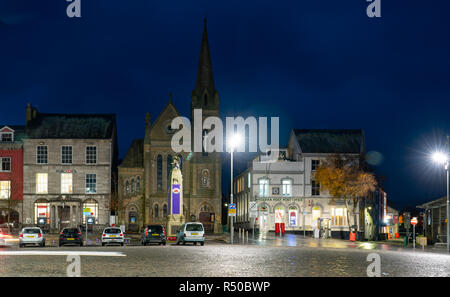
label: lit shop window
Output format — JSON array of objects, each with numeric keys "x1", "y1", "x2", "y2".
[
  {"x1": 332, "y1": 208, "x2": 348, "y2": 226},
  {"x1": 312, "y1": 206, "x2": 321, "y2": 221},
  {"x1": 36, "y1": 146, "x2": 48, "y2": 164},
  {"x1": 0, "y1": 157, "x2": 11, "y2": 172},
  {"x1": 82, "y1": 199, "x2": 98, "y2": 223},
  {"x1": 34, "y1": 201, "x2": 49, "y2": 224},
  {"x1": 61, "y1": 146, "x2": 72, "y2": 164},
  {"x1": 259, "y1": 179, "x2": 269, "y2": 197},
  {"x1": 282, "y1": 179, "x2": 292, "y2": 197},
  {"x1": 289, "y1": 206, "x2": 298, "y2": 226},
  {"x1": 275, "y1": 205, "x2": 285, "y2": 223},
  {"x1": 0, "y1": 181, "x2": 11, "y2": 199},
  {"x1": 86, "y1": 146, "x2": 97, "y2": 164},
  {"x1": 61, "y1": 173, "x2": 73, "y2": 194},
  {"x1": 85, "y1": 174, "x2": 97, "y2": 194},
  {"x1": 36, "y1": 173, "x2": 48, "y2": 194}
]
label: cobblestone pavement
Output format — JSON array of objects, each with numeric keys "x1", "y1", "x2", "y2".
[{"x1": 1, "y1": 233, "x2": 450, "y2": 277}]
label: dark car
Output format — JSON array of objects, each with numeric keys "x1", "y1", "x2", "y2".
[
  {"x1": 59, "y1": 228, "x2": 83, "y2": 247},
  {"x1": 141, "y1": 225, "x2": 166, "y2": 246}
]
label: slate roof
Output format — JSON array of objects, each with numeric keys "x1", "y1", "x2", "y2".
[
  {"x1": 119, "y1": 139, "x2": 144, "y2": 168},
  {"x1": 26, "y1": 113, "x2": 116, "y2": 139},
  {"x1": 293, "y1": 129, "x2": 364, "y2": 154}
]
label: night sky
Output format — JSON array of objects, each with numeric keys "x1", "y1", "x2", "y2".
[{"x1": 1, "y1": 0, "x2": 450, "y2": 210}]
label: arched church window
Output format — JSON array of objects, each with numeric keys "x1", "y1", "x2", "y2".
[
  {"x1": 167, "y1": 154, "x2": 173, "y2": 185},
  {"x1": 157, "y1": 155, "x2": 162, "y2": 190},
  {"x1": 136, "y1": 176, "x2": 141, "y2": 193},
  {"x1": 154, "y1": 204, "x2": 159, "y2": 218},
  {"x1": 163, "y1": 204, "x2": 168, "y2": 217},
  {"x1": 204, "y1": 94, "x2": 208, "y2": 106},
  {"x1": 125, "y1": 181, "x2": 129, "y2": 195},
  {"x1": 201, "y1": 169, "x2": 209, "y2": 187},
  {"x1": 131, "y1": 179, "x2": 135, "y2": 193}
]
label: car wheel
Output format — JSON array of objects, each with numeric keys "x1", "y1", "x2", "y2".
[
  {"x1": 19, "y1": 243, "x2": 23, "y2": 248},
  {"x1": 182, "y1": 240, "x2": 186, "y2": 245},
  {"x1": 163, "y1": 241, "x2": 166, "y2": 246},
  {"x1": 59, "y1": 243, "x2": 63, "y2": 247},
  {"x1": 102, "y1": 242, "x2": 105, "y2": 246},
  {"x1": 201, "y1": 242, "x2": 204, "y2": 246},
  {"x1": 80, "y1": 242, "x2": 83, "y2": 247},
  {"x1": 176, "y1": 240, "x2": 180, "y2": 245},
  {"x1": 194, "y1": 242, "x2": 197, "y2": 245},
  {"x1": 121, "y1": 242, "x2": 124, "y2": 246}
]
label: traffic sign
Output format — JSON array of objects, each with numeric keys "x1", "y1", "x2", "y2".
[
  {"x1": 228, "y1": 203, "x2": 236, "y2": 217},
  {"x1": 249, "y1": 202, "x2": 257, "y2": 218},
  {"x1": 411, "y1": 217, "x2": 418, "y2": 225},
  {"x1": 83, "y1": 208, "x2": 91, "y2": 216}
]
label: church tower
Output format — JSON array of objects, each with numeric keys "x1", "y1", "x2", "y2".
[{"x1": 189, "y1": 19, "x2": 222, "y2": 233}]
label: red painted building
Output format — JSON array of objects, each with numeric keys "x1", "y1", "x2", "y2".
[{"x1": 0, "y1": 125, "x2": 25, "y2": 225}]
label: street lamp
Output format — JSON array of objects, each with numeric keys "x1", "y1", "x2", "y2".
[
  {"x1": 432, "y1": 148, "x2": 449, "y2": 253},
  {"x1": 228, "y1": 133, "x2": 242, "y2": 244}
]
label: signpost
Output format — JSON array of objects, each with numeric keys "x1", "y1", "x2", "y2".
[
  {"x1": 228, "y1": 203, "x2": 236, "y2": 217},
  {"x1": 83, "y1": 208, "x2": 91, "y2": 246},
  {"x1": 411, "y1": 217, "x2": 418, "y2": 249}
]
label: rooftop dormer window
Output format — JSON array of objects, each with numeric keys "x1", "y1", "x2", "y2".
[{"x1": 0, "y1": 132, "x2": 13, "y2": 142}]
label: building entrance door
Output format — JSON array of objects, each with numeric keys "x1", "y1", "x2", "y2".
[{"x1": 58, "y1": 206, "x2": 70, "y2": 229}]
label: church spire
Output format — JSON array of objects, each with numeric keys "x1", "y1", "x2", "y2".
[{"x1": 194, "y1": 18, "x2": 215, "y2": 96}]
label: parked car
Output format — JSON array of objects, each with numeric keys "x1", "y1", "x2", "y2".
[
  {"x1": 176, "y1": 222, "x2": 205, "y2": 246},
  {"x1": 101, "y1": 227, "x2": 124, "y2": 246},
  {"x1": 141, "y1": 225, "x2": 166, "y2": 246},
  {"x1": 59, "y1": 228, "x2": 83, "y2": 247},
  {"x1": 19, "y1": 227, "x2": 45, "y2": 247}
]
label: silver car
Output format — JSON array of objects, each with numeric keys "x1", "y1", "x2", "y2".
[
  {"x1": 101, "y1": 227, "x2": 124, "y2": 246},
  {"x1": 19, "y1": 227, "x2": 45, "y2": 247}
]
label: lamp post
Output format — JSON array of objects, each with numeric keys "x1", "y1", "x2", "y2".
[
  {"x1": 228, "y1": 134, "x2": 241, "y2": 245},
  {"x1": 432, "y1": 139, "x2": 450, "y2": 252}
]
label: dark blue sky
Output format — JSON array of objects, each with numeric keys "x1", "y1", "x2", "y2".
[{"x1": 1, "y1": 0, "x2": 450, "y2": 209}]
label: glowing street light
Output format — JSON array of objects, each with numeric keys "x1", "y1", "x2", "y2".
[
  {"x1": 228, "y1": 133, "x2": 242, "y2": 245},
  {"x1": 431, "y1": 143, "x2": 450, "y2": 253},
  {"x1": 432, "y1": 152, "x2": 448, "y2": 165}
]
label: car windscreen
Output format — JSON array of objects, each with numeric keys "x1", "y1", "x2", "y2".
[
  {"x1": 186, "y1": 224, "x2": 203, "y2": 232},
  {"x1": 23, "y1": 229, "x2": 40, "y2": 234},
  {"x1": 105, "y1": 228, "x2": 121, "y2": 234},
  {"x1": 147, "y1": 226, "x2": 162, "y2": 233},
  {"x1": 63, "y1": 228, "x2": 78, "y2": 234}
]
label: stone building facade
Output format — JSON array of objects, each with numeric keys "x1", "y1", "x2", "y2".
[
  {"x1": 21, "y1": 105, "x2": 118, "y2": 232},
  {"x1": 234, "y1": 129, "x2": 366, "y2": 239},
  {"x1": 118, "y1": 20, "x2": 222, "y2": 233}
]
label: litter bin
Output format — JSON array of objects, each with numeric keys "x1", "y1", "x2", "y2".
[{"x1": 280, "y1": 223, "x2": 285, "y2": 234}]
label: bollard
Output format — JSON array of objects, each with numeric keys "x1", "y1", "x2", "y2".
[
  {"x1": 238, "y1": 228, "x2": 241, "y2": 238},
  {"x1": 246, "y1": 230, "x2": 248, "y2": 243}
]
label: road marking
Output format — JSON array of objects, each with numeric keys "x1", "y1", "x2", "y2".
[{"x1": 0, "y1": 251, "x2": 126, "y2": 257}]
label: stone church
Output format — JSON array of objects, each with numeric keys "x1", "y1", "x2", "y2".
[{"x1": 118, "y1": 20, "x2": 222, "y2": 233}]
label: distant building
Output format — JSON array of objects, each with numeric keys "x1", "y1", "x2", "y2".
[
  {"x1": 22, "y1": 104, "x2": 118, "y2": 232},
  {"x1": 0, "y1": 125, "x2": 25, "y2": 226},
  {"x1": 118, "y1": 20, "x2": 222, "y2": 233},
  {"x1": 417, "y1": 197, "x2": 448, "y2": 244},
  {"x1": 234, "y1": 129, "x2": 368, "y2": 239}
]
